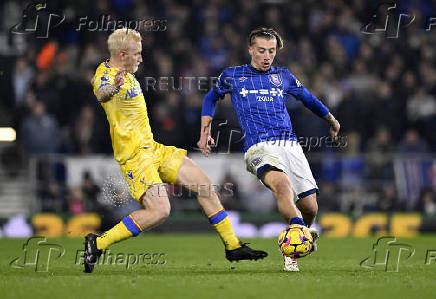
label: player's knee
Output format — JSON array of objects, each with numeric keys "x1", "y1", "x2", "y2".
[
  {"x1": 155, "y1": 202, "x2": 171, "y2": 222},
  {"x1": 305, "y1": 205, "x2": 318, "y2": 218},
  {"x1": 300, "y1": 199, "x2": 318, "y2": 218},
  {"x1": 271, "y1": 180, "x2": 292, "y2": 198}
]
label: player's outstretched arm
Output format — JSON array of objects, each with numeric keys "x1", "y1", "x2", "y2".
[
  {"x1": 323, "y1": 112, "x2": 340, "y2": 141},
  {"x1": 293, "y1": 81, "x2": 341, "y2": 141},
  {"x1": 198, "y1": 115, "x2": 215, "y2": 157},
  {"x1": 96, "y1": 69, "x2": 125, "y2": 102},
  {"x1": 197, "y1": 88, "x2": 221, "y2": 157}
]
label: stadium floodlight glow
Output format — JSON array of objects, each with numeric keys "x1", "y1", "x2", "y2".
[{"x1": 0, "y1": 127, "x2": 16, "y2": 142}]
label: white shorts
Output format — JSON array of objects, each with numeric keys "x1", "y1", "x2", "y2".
[{"x1": 244, "y1": 140, "x2": 318, "y2": 202}]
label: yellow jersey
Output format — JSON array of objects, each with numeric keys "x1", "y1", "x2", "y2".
[{"x1": 92, "y1": 61, "x2": 154, "y2": 164}]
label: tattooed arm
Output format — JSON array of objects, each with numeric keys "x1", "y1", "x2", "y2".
[{"x1": 96, "y1": 69, "x2": 126, "y2": 103}]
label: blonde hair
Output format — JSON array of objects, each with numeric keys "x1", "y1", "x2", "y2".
[{"x1": 107, "y1": 28, "x2": 142, "y2": 56}]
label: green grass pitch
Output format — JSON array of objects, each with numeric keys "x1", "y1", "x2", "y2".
[{"x1": 1, "y1": 234, "x2": 435, "y2": 299}]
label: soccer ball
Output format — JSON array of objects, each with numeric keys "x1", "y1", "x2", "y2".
[{"x1": 278, "y1": 224, "x2": 314, "y2": 258}]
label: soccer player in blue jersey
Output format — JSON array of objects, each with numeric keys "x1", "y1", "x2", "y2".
[{"x1": 198, "y1": 27, "x2": 341, "y2": 271}]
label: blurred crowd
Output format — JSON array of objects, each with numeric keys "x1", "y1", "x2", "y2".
[{"x1": 0, "y1": 0, "x2": 435, "y2": 215}]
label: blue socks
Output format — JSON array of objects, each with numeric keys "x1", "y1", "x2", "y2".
[{"x1": 290, "y1": 217, "x2": 306, "y2": 227}]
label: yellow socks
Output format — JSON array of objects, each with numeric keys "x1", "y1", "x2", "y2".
[
  {"x1": 208, "y1": 208, "x2": 241, "y2": 250},
  {"x1": 96, "y1": 215, "x2": 142, "y2": 250},
  {"x1": 96, "y1": 210, "x2": 239, "y2": 251}
]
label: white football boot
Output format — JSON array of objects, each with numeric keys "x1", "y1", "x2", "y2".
[
  {"x1": 283, "y1": 255, "x2": 299, "y2": 272},
  {"x1": 308, "y1": 227, "x2": 319, "y2": 252}
]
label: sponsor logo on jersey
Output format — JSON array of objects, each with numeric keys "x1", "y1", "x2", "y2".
[
  {"x1": 239, "y1": 76, "x2": 248, "y2": 82},
  {"x1": 239, "y1": 87, "x2": 283, "y2": 101},
  {"x1": 269, "y1": 74, "x2": 282, "y2": 86},
  {"x1": 125, "y1": 85, "x2": 143, "y2": 99}
]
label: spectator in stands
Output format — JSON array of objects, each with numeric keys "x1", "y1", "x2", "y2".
[
  {"x1": 2, "y1": 0, "x2": 435, "y2": 215},
  {"x1": 4, "y1": 0, "x2": 435, "y2": 155},
  {"x1": 377, "y1": 183, "x2": 399, "y2": 212},
  {"x1": 13, "y1": 58, "x2": 34, "y2": 108},
  {"x1": 367, "y1": 126, "x2": 395, "y2": 180},
  {"x1": 39, "y1": 180, "x2": 65, "y2": 212},
  {"x1": 81, "y1": 171, "x2": 101, "y2": 212},
  {"x1": 398, "y1": 129, "x2": 429, "y2": 154},
  {"x1": 20, "y1": 100, "x2": 59, "y2": 155},
  {"x1": 68, "y1": 187, "x2": 85, "y2": 215},
  {"x1": 317, "y1": 181, "x2": 340, "y2": 211},
  {"x1": 407, "y1": 88, "x2": 436, "y2": 148},
  {"x1": 219, "y1": 171, "x2": 242, "y2": 211},
  {"x1": 244, "y1": 179, "x2": 276, "y2": 214},
  {"x1": 73, "y1": 106, "x2": 96, "y2": 154},
  {"x1": 152, "y1": 92, "x2": 184, "y2": 147},
  {"x1": 418, "y1": 188, "x2": 435, "y2": 216}
]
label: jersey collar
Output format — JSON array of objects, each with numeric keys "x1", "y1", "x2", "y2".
[{"x1": 247, "y1": 63, "x2": 276, "y2": 74}]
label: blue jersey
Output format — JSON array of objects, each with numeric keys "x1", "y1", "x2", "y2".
[{"x1": 203, "y1": 64, "x2": 329, "y2": 152}]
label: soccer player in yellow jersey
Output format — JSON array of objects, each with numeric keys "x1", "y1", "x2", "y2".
[{"x1": 84, "y1": 28, "x2": 267, "y2": 273}]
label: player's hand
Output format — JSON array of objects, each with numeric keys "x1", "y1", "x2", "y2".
[
  {"x1": 329, "y1": 118, "x2": 340, "y2": 142},
  {"x1": 197, "y1": 134, "x2": 215, "y2": 157},
  {"x1": 114, "y1": 69, "x2": 126, "y2": 88}
]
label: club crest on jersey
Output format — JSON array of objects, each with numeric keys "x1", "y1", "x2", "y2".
[
  {"x1": 101, "y1": 74, "x2": 109, "y2": 82},
  {"x1": 239, "y1": 76, "x2": 248, "y2": 82},
  {"x1": 269, "y1": 74, "x2": 282, "y2": 86}
]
